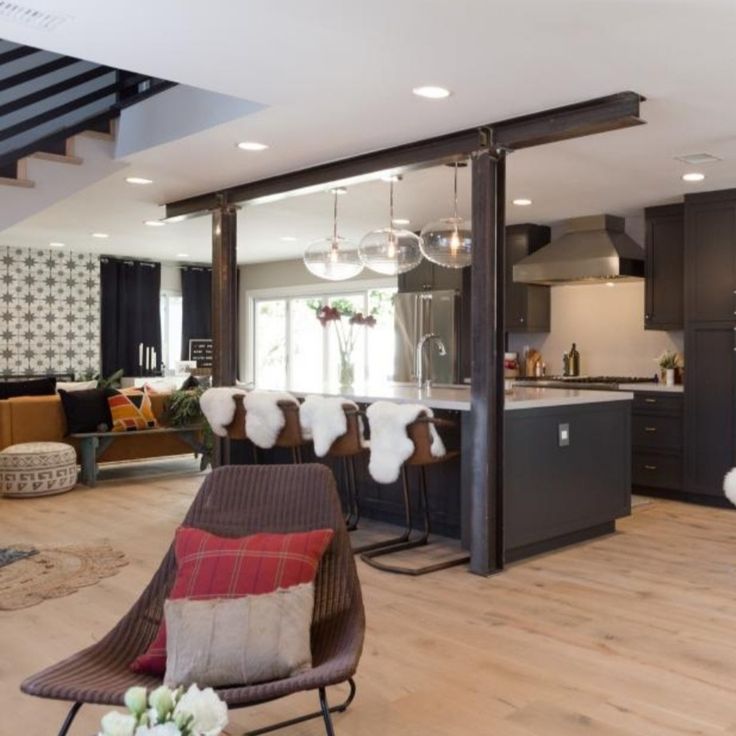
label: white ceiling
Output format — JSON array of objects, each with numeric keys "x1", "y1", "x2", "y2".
[{"x1": 2, "y1": 0, "x2": 736, "y2": 263}]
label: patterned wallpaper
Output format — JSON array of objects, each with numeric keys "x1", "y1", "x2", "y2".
[{"x1": 0, "y1": 246, "x2": 101, "y2": 378}]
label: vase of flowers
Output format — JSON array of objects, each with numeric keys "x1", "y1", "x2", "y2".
[
  {"x1": 98, "y1": 684, "x2": 228, "y2": 736},
  {"x1": 658, "y1": 351, "x2": 679, "y2": 386},
  {"x1": 316, "y1": 303, "x2": 376, "y2": 388}
]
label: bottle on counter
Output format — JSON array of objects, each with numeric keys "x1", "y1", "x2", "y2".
[
  {"x1": 562, "y1": 352, "x2": 570, "y2": 376},
  {"x1": 569, "y1": 342, "x2": 580, "y2": 376}
]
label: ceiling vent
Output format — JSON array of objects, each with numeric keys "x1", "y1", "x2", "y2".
[
  {"x1": 0, "y1": 1, "x2": 70, "y2": 30},
  {"x1": 674, "y1": 153, "x2": 722, "y2": 165}
]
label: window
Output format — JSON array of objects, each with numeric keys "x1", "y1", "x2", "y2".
[
  {"x1": 160, "y1": 292, "x2": 183, "y2": 371},
  {"x1": 251, "y1": 287, "x2": 397, "y2": 388}
]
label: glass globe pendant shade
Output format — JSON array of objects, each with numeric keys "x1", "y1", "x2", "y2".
[
  {"x1": 420, "y1": 216, "x2": 472, "y2": 268},
  {"x1": 303, "y1": 236, "x2": 364, "y2": 281},
  {"x1": 359, "y1": 227, "x2": 423, "y2": 275}
]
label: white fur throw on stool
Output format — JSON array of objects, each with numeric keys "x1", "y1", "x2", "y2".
[
  {"x1": 366, "y1": 401, "x2": 445, "y2": 484},
  {"x1": 724, "y1": 468, "x2": 736, "y2": 506},
  {"x1": 299, "y1": 395, "x2": 361, "y2": 457},
  {"x1": 200, "y1": 387, "x2": 247, "y2": 437},
  {"x1": 244, "y1": 390, "x2": 299, "y2": 449}
]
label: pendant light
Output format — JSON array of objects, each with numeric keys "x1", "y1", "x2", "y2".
[
  {"x1": 359, "y1": 177, "x2": 423, "y2": 276},
  {"x1": 303, "y1": 188, "x2": 364, "y2": 281},
  {"x1": 420, "y1": 162, "x2": 472, "y2": 268}
]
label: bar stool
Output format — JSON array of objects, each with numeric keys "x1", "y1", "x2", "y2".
[
  {"x1": 360, "y1": 413, "x2": 469, "y2": 575},
  {"x1": 226, "y1": 395, "x2": 309, "y2": 464}
]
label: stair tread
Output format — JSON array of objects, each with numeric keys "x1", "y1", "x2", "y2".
[
  {"x1": 0, "y1": 176, "x2": 35, "y2": 188},
  {"x1": 30, "y1": 151, "x2": 83, "y2": 165}
]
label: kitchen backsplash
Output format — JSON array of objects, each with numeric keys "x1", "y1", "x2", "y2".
[{"x1": 508, "y1": 281, "x2": 683, "y2": 377}]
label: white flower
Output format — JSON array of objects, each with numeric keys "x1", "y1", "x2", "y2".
[
  {"x1": 99, "y1": 711, "x2": 137, "y2": 736},
  {"x1": 174, "y1": 685, "x2": 228, "y2": 736},
  {"x1": 124, "y1": 686, "x2": 148, "y2": 716},
  {"x1": 149, "y1": 685, "x2": 175, "y2": 719},
  {"x1": 135, "y1": 724, "x2": 181, "y2": 736}
]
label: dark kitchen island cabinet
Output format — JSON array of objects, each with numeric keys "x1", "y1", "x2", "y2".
[
  {"x1": 684, "y1": 188, "x2": 736, "y2": 501},
  {"x1": 644, "y1": 203, "x2": 684, "y2": 330}
]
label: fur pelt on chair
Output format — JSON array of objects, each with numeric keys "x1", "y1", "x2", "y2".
[
  {"x1": 200, "y1": 387, "x2": 247, "y2": 436},
  {"x1": 244, "y1": 390, "x2": 299, "y2": 449},
  {"x1": 299, "y1": 395, "x2": 361, "y2": 457},
  {"x1": 724, "y1": 468, "x2": 736, "y2": 506},
  {"x1": 366, "y1": 401, "x2": 445, "y2": 484}
]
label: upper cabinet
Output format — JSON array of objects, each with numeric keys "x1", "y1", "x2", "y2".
[
  {"x1": 644, "y1": 203, "x2": 684, "y2": 330},
  {"x1": 684, "y1": 190, "x2": 736, "y2": 323},
  {"x1": 505, "y1": 224, "x2": 551, "y2": 332},
  {"x1": 397, "y1": 258, "x2": 463, "y2": 293}
]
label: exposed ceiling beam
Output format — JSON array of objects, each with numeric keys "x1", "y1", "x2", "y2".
[{"x1": 165, "y1": 91, "x2": 645, "y2": 219}]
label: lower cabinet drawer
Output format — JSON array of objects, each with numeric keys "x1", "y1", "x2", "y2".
[
  {"x1": 632, "y1": 414, "x2": 682, "y2": 450},
  {"x1": 632, "y1": 452, "x2": 682, "y2": 490}
]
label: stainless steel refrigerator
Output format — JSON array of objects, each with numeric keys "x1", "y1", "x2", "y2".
[{"x1": 393, "y1": 290, "x2": 459, "y2": 384}]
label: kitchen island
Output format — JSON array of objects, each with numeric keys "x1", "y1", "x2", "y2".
[{"x1": 240, "y1": 382, "x2": 633, "y2": 564}]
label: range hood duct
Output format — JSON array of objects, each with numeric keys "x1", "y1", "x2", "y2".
[{"x1": 512, "y1": 214, "x2": 644, "y2": 285}]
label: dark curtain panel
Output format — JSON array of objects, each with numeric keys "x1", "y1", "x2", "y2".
[
  {"x1": 100, "y1": 257, "x2": 162, "y2": 376},
  {"x1": 181, "y1": 266, "x2": 212, "y2": 360}
]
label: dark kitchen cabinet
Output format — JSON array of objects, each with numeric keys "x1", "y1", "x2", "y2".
[
  {"x1": 644, "y1": 204, "x2": 684, "y2": 330},
  {"x1": 684, "y1": 191, "x2": 736, "y2": 323},
  {"x1": 684, "y1": 188, "x2": 736, "y2": 500},
  {"x1": 505, "y1": 223, "x2": 551, "y2": 332},
  {"x1": 397, "y1": 259, "x2": 463, "y2": 293}
]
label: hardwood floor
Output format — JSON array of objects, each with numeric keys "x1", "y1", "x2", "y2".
[{"x1": 1, "y1": 462, "x2": 736, "y2": 735}]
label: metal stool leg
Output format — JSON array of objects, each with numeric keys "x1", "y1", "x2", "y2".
[
  {"x1": 351, "y1": 464, "x2": 414, "y2": 554},
  {"x1": 361, "y1": 465, "x2": 469, "y2": 575}
]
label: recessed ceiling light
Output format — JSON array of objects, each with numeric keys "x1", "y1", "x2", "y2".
[
  {"x1": 237, "y1": 141, "x2": 269, "y2": 151},
  {"x1": 606, "y1": 282, "x2": 615, "y2": 287},
  {"x1": 166, "y1": 215, "x2": 187, "y2": 223},
  {"x1": 392, "y1": 218, "x2": 411, "y2": 226},
  {"x1": 682, "y1": 172, "x2": 705, "y2": 182},
  {"x1": 125, "y1": 176, "x2": 154, "y2": 185},
  {"x1": 91, "y1": 232, "x2": 109, "y2": 239},
  {"x1": 49, "y1": 242, "x2": 65, "y2": 248},
  {"x1": 280, "y1": 236, "x2": 298, "y2": 242},
  {"x1": 412, "y1": 85, "x2": 451, "y2": 99},
  {"x1": 512, "y1": 198, "x2": 533, "y2": 206},
  {"x1": 144, "y1": 220, "x2": 165, "y2": 227},
  {"x1": 176, "y1": 253, "x2": 190, "y2": 259}
]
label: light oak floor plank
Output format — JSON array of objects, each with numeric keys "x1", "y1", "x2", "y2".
[{"x1": 1, "y1": 463, "x2": 735, "y2": 735}]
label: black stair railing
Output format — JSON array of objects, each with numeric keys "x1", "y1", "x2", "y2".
[{"x1": 0, "y1": 39, "x2": 174, "y2": 174}]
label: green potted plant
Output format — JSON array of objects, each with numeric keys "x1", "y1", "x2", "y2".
[
  {"x1": 165, "y1": 387, "x2": 213, "y2": 470},
  {"x1": 658, "y1": 351, "x2": 679, "y2": 386}
]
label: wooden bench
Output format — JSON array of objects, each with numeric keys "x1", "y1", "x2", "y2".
[{"x1": 70, "y1": 425, "x2": 204, "y2": 487}]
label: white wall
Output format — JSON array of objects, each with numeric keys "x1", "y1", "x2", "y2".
[{"x1": 508, "y1": 281, "x2": 684, "y2": 377}]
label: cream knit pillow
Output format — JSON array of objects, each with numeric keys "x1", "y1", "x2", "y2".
[{"x1": 163, "y1": 582, "x2": 314, "y2": 688}]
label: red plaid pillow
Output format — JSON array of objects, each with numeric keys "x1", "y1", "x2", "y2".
[{"x1": 130, "y1": 526, "x2": 334, "y2": 675}]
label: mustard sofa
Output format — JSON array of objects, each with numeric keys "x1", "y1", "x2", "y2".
[{"x1": 0, "y1": 393, "x2": 196, "y2": 463}]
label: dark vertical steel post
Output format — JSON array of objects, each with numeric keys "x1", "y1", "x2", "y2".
[
  {"x1": 211, "y1": 201, "x2": 238, "y2": 466},
  {"x1": 469, "y1": 145, "x2": 506, "y2": 575}
]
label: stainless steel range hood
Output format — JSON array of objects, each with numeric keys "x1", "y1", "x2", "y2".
[{"x1": 512, "y1": 214, "x2": 644, "y2": 285}]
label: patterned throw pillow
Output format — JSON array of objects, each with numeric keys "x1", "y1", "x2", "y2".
[
  {"x1": 106, "y1": 388, "x2": 158, "y2": 432},
  {"x1": 130, "y1": 526, "x2": 334, "y2": 676}
]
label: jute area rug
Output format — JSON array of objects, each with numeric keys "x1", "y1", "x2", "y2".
[{"x1": 0, "y1": 544, "x2": 127, "y2": 611}]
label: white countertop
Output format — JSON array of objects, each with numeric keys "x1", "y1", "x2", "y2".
[
  {"x1": 261, "y1": 382, "x2": 633, "y2": 412},
  {"x1": 618, "y1": 382, "x2": 684, "y2": 393}
]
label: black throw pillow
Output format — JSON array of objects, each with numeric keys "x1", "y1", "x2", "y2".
[
  {"x1": 58, "y1": 388, "x2": 113, "y2": 434},
  {"x1": 0, "y1": 376, "x2": 57, "y2": 400},
  {"x1": 180, "y1": 374, "x2": 201, "y2": 390}
]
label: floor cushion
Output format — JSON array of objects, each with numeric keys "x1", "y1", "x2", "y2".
[
  {"x1": 130, "y1": 526, "x2": 334, "y2": 676},
  {"x1": 0, "y1": 442, "x2": 77, "y2": 498}
]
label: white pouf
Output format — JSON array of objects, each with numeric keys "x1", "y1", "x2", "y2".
[{"x1": 0, "y1": 442, "x2": 78, "y2": 498}]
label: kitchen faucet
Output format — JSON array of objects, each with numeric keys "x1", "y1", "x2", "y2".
[{"x1": 416, "y1": 333, "x2": 447, "y2": 389}]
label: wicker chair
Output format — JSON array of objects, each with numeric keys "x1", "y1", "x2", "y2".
[{"x1": 21, "y1": 464, "x2": 365, "y2": 736}]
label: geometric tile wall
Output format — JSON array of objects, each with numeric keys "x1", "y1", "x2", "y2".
[{"x1": 0, "y1": 245, "x2": 100, "y2": 378}]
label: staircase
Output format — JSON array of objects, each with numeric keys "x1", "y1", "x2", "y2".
[{"x1": 0, "y1": 38, "x2": 175, "y2": 188}]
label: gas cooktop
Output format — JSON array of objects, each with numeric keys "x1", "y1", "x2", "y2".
[{"x1": 516, "y1": 375, "x2": 656, "y2": 390}]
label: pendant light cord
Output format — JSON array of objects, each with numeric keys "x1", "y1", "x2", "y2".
[
  {"x1": 332, "y1": 190, "x2": 339, "y2": 245},
  {"x1": 389, "y1": 179, "x2": 395, "y2": 229},
  {"x1": 453, "y1": 162, "x2": 459, "y2": 221}
]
